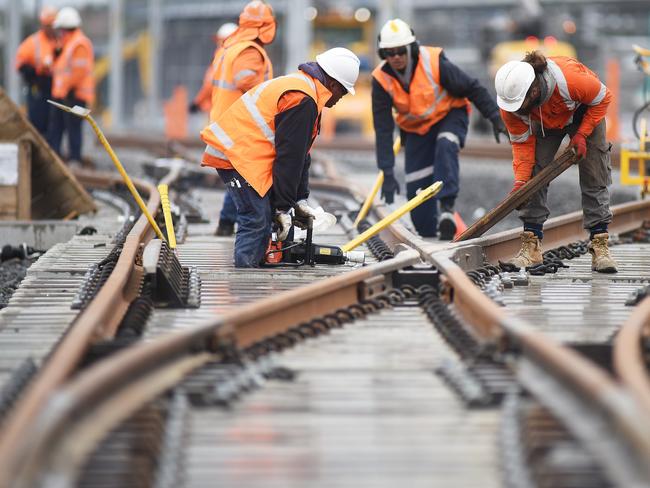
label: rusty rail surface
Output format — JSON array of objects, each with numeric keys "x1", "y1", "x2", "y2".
[
  {"x1": 2, "y1": 157, "x2": 650, "y2": 485},
  {"x1": 0, "y1": 167, "x2": 178, "y2": 484}
]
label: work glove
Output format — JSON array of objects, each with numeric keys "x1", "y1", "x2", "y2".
[
  {"x1": 188, "y1": 102, "x2": 200, "y2": 114},
  {"x1": 490, "y1": 116, "x2": 508, "y2": 144},
  {"x1": 381, "y1": 171, "x2": 400, "y2": 204},
  {"x1": 293, "y1": 199, "x2": 318, "y2": 228},
  {"x1": 273, "y1": 210, "x2": 292, "y2": 241},
  {"x1": 569, "y1": 132, "x2": 587, "y2": 159}
]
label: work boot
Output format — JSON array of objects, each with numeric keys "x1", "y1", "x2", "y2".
[
  {"x1": 507, "y1": 231, "x2": 543, "y2": 269},
  {"x1": 588, "y1": 233, "x2": 618, "y2": 273},
  {"x1": 215, "y1": 220, "x2": 235, "y2": 237},
  {"x1": 438, "y1": 212, "x2": 456, "y2": 241}
]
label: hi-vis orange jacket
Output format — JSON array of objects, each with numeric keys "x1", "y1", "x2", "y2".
[
  {"x1": 501, "y1": 56, "x2": 611, "y2": 182},
  {"x1": 372, "y1": 46, "x2": 469, "y2": 135},
  {"x1": 192, "y1": 46, "x2": 220, "y2": 112},
  {"x1": 51, "y1": 29, "x2": 95, "y2": 104},
  {"x1": 15, "y1": 30, "x2": 56, "y2": 76},
  {"x1": 209, "y1": 41, "x2": 273, "y2": 122},
  {"x1": 201, "y1": 72, "x2": 331, "y2": 197}
]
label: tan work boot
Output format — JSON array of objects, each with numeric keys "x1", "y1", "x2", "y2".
[
  {"x1": 507, "y1": 231, "x2": 543, "y2": 269},
  {"x1": 588, "y1": 233, "x2": 618, "y2": 273}
]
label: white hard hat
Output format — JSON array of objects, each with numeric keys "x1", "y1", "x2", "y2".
[
  {"x1": 378, "y1": 19, "x2": 416, "y2": 49},
  {"x1": 53, "y1": 7, "x2": 81, "y2": 29},
  {"x1": 316, "y1": 47, "x2": 360, "y2": 95},
  {"x1": 495, "y1": 60, "x2": 536, "y2": 112},
  {"x1": 216, "y1": 22, "x2": 237, "y2": 40}
]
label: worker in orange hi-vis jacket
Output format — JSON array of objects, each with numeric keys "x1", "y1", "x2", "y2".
[
  {"x1": 47, "y1": 7, "x2": 94, "y2": 166},
  {"x1": 189, "y1": 22, "x2": 238, "y2": 115},
  {"x1": 205, "y1": 1, "x2": 276, "y2": 237},
  {"x1": 15, "y1": 6, "x2": 58, "y2": 135},
  {"x1": 495, "y1": 50, "x2": 617, "y2": 273},
  {"x1": 200, "y1": 48, "x2": 360, "y2": 268}
]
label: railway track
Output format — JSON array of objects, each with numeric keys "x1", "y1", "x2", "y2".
[{"x1": 0, "y1": 145, "x2": 649, "y2": 487}]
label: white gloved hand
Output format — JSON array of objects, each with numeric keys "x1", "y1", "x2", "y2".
[
  {"x1": 274, "y1": 210, "x2": 292, "y2": 241},
  {"x1": 294, "y1": 199, "x2": 318, "y2": 227}
]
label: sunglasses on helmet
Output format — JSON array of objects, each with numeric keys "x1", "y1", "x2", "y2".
[{"x1": 381, "y1": 46, "x2": 407, "y2": 58}]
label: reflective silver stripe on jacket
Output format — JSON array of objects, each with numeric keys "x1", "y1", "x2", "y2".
[
  {"x1": 509, "y1": 129, "x2": 531, "y2": 143},
  {"x1": 34, "y1": 35, "x2": 41, "y2": 71},
  {"x1": 205, "y1": 144, "x2": 227, "y2": 159},
  {"x1": 208, "y1": 122, "x2": 234, "y2": 149},
  {"x1": 402, "y1": 48, "x2": 447, "y2": 122},
  {"x1": 233, "y1": 69, "x2": 256, "y2": 84},
  {"x1": 437, "y1": 131, "x2": 460, "y2": 146},
  {"x1": 284, "y1": 72, "x2": 316, "y2": 92},
  {"x1": 242, "y1": 92, "x2": 275, "y2": 144},
  {"x1": 547, "y1": 59, "x2": 576, "y2": 110},
  {"x1": 589, "y1": 83, "x2": 607, "y2": 105},
  {"x1": 212, "y1": 79, "x2": 237, "y2": 90},
  {"x1": 405, "y1": 165, "x2": 434, "y2": 183}
]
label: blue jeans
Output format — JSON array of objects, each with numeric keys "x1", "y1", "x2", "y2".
[
  {"x1": 404, "y1": 107, "x2": 468, "y2": 237},
  {"x1": 47, "y1": 97, "x2": 84, "y2": 161},
  {"x1": 216, "y1": 168, "x2": 272, "y2": 268},
  {"x1": 219, "y1": 192, "x2": 238, "y2": 224}
]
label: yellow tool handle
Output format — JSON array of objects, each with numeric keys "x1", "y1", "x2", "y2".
[
  {"x1": 85, "y1": 116, "x2": 166, "y2": 242},
  {"x1": 353, "y1": 136, "x2": 402, "y2": 228},
  {"x1": 353, "y1": 171, "x2": 384, "y2": 227},
  {"x1": 393, "y1": 136, "x2": 401, "y2": 154},
  {"x1": 158, "y1": 184, "x2": 177, "y2": 249},
  {"x1": 341, "y1": 181, "x2": 443, "y2": 252}
]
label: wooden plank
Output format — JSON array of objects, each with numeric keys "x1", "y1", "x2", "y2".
[
  {"x1": 455, "y1": 148, "x2": 578, "y2": 241},
  {"x1": 0, "y1": 88, "x2": 96, "y2": 219},
  {"x1": 17, "y1": 140, "x2": 31, "y2": 220},
  {"x1": 0, "y1": 186, "x2": 17, "y2": 219}
]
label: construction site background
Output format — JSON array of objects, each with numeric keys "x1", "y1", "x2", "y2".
[{"x1": 0, "y1": 0, "x2": 648, "y2": 142}]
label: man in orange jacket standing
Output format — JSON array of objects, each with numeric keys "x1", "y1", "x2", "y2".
[
  {"x1": 200, "y1": 48, "x2": 360, "y2": 268},
  {"x1": 15, "y1": 6, "x2": 58, "y2": 136},
  {"x1": 188, "y1": 22, "x2": 238, "y2": 115},
  {"x1": 47, "y1": 7, "x2": 94, "y2": 165},
  {"x1": 206, "y1": 1, "x2": 276, "y2": 237},
  {"x1": 495, "y1": 50, "x2": 617, "y2": 273}
]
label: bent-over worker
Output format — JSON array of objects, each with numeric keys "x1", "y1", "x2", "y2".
[{"x1": 200, "y1": 48, "x2": 360, "y2": 267}]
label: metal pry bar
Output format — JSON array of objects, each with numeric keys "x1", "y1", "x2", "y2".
[
  {"x1": 47, "y1": 100, "x2": 166, "y2": 242},
  {"x1": 455, "y1": 147, "x2": 578, "y2": 242}
]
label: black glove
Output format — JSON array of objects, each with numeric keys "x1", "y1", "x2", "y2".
[
  {"x1": 188, "y1": 102, "x2": 200, "y2": 113},
  {"x1": 381, "y1": 171, "x2": 400, "y2": 204},
  {"x1": 490, "y1": 116, "x2": 508, "y2": 144},
  {"x1": 18, "y1": 64, "x2": 36, "y2": 85}
]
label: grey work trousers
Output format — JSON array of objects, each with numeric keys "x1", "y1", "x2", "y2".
[{"x1": 518, "y1": 119, "x2": 613, "y2": 230}]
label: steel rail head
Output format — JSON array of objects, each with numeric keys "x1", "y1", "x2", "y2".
[
  {"x1": 0, "y1": 171, "x2": 172, "y2": 484},
  {"x1": 614, "y1": 295, "x2": 650, "y2": 414}
]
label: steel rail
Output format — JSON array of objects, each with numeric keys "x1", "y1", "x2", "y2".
[
  {"x1": 0, "y1": 167, "x2": 179, "y2": 484},
  {"x1": 6, "y1": 250, "x2": 423, "y2": 487},
  {"x1": 614, "y1": 296, "x2": 650, "y2": 414},
  {"x1": 3, "y1": 160, "x2": 650, "y2": 485}
]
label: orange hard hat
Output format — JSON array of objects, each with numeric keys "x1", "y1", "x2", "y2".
[
  {"x1": 39, "y1": 6, "x2": 57, "y2": 26},
  {"x1": 238, "y1": 0, "x2": 276, "y2": 44}
]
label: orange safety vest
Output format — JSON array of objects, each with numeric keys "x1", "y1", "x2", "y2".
[
  {"x1": 209, "y1": 41, "x2": 272, "y2": 122},
  {"x1": 52, "y1": 29, "x2": 95, "y2": 103},
  {"x1": 193, "y1": 46, "x2": 220, "y2": 112},
  {"x1": 501, "y1": 56, "x2": 611, "y2": 182},
  {"x1": 201, "y1": 72, "x2": 331, "y2": 198},
  {"x1": 372, "y1": 46, "x2": 469, "y2": 135},
  {"x1": 15, "y1": 30, "x2": 56, "y2": 76}
]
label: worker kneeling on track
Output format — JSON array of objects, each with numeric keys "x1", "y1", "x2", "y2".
[
  {"x1": 200, "y1": 47, "x2": 360, "y2": 268},
  {"x1": 372, "y1": 19, "x2": 507, "y2": 240},
  {"x1": 495, "y1": 50, "x2": 617, "y2": 273}
]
